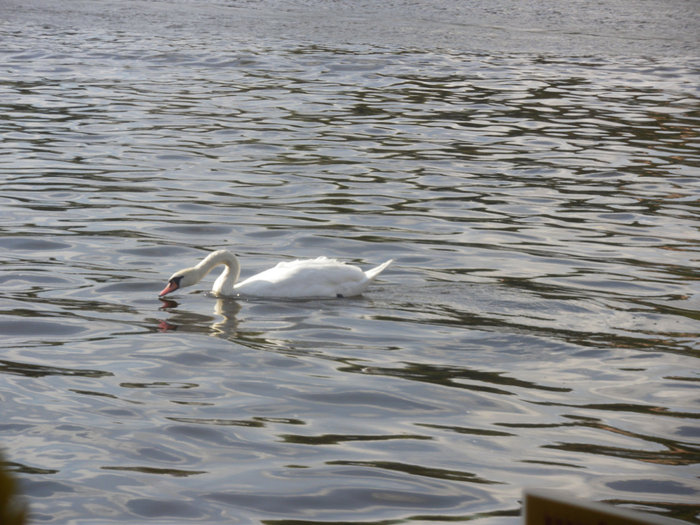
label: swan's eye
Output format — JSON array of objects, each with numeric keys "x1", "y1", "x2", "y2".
[{"x1": 172, "y1": 276, "x2": 184, "y2": 286}]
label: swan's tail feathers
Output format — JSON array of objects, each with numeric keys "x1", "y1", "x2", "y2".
[{"x1": 365, "y1": 259, "x2": 393, "y2": 281}]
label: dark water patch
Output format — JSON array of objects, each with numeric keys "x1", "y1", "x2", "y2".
[
  {"x1": 127, "y1": 498, "x2": 204, "y2": 518},
  {"x1": 0, "y1": 318, "x2": 85, "y2": 337},
  {"x1": 167, "y1": 416, "x2": 266, "y2": 428},
  {"x1": 280, "y1": 433, "x2": 432, "y2": 446},
  {"x1": 675, "y1": 426, "x2": 700, "y2": 439},
  {"x1": 326, "y1": 460, "x2": 502, "y2": 485},
  {"x1": 531, "y1": 401, "x2": 700, "y2": 421},
  {"x1": 156, "y1": 224, "x2": 233, "y2": 236},
  {"x1": 544, "y1": 440, "x2": 700, "y2": 466},
  {"x1": 69, "y1": 389, "x2": 119, "y2": 399},
  {"x1": 0, "y1": 236, "x2": 71, "y2": 251},
  {"x1": 167, "y1": 424, "x2": 239, "y2": 446},
  {"x1": 415, "y1": 423, "x2": 515, "y2": 438},
  {"x1": 297, "y1": 390, "x2": 440, "y2": 412},
  {"x1": 3, "y1": 461, "x2": 58, "y2": 476},
  {"x1": 341, "y1": 362, "x2": 572, "y2": 395},
  {"x1": 606, "y1": 479, "x2": 699, "y2": 496},
  {"x1": 120, "y1": 381, "x2": 199, "y2": 389},
  {"x1": 95, "y1": 280, "x2": 157, "y2": 293},
  {"x1": 0, "y1": 359, "x2": 112, "y2": 378},
  {"x1": 102, "y1": 465, "x2": 207, "y2": 477},
  {"x1": 205, "y1": 486, "x2": 472, "y2": 514},
  {"x1": 22, "y1": 479, "x2": 75, "y2": 498}
]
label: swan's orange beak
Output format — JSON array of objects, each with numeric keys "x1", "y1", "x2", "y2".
[{"x1": 159, "y1": 280, "x2": 179, "y2": 297}]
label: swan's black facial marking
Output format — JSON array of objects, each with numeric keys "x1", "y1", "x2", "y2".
[
  {"x1": 336, "y1": 293, "x2": 344, "y2": 298},
  {"x1": 159, "y1": 274, "x2": 185, "y2": 297},
  {"x1": 166, "y1": 275, "x2": 184, "y2": 292}
]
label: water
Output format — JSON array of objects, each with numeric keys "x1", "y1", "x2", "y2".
[{"x1": 1, "y1": 0, "x2": 699, "y2": 523}]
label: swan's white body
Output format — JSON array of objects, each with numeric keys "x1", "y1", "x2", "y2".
[{"x1": 159, "y1": 250, "x2": 392, "y2": 299}]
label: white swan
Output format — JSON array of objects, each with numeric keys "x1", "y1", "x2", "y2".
[{"x1": 159, "y1": 250, "x2": 393, "y2": 299}]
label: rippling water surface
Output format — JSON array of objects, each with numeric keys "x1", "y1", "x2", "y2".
[{"x1": 2, "y1": 0, "x2": 699, "y2": 523}]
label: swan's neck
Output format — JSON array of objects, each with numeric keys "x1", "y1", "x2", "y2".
[{"x1": 195, "y1": 250, "x2": 240, "y2": 295}]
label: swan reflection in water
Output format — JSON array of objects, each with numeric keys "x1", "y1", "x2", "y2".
[{"x1": 158, "y1": 296, "x2": 241, "y2": 337}]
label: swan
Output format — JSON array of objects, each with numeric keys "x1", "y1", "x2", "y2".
[{"x1": 159, "y1": 250, "x2": 393, "y2": 299}]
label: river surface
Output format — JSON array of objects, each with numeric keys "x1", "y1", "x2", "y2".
[{"x1": 1, "y1": 0, "x2": 699, "y2": 523}]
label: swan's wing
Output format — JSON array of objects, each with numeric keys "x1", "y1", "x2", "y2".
[{"x1": 234, "y1": 258, "x2": 371, "y2": 298}]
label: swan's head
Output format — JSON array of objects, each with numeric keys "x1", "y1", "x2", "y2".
[{"x1": 159, "y1": 268, "x2": 198, "y2": 297}]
